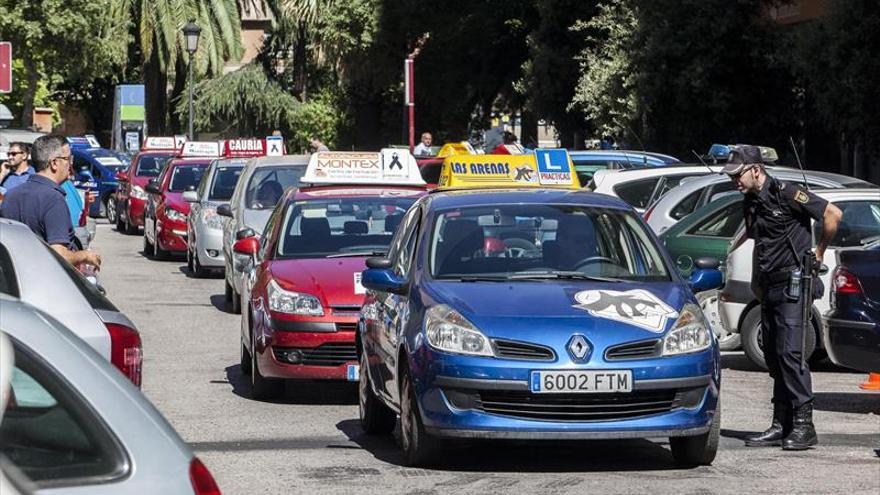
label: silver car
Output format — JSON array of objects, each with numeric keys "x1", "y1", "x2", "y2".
[
  {"x1": 0, "y1": 219, "x2": 143, "y2": 387},
  {"x1": 217, "y1": 155, "x2": 310, "y2": 314},
  {"x1": 183, "y1": 157, "x2": 246, "y2": 277},
  {"x1": 646, "y1": 168, "x2": 876, "y2": 233},
  {"x1": 0, "y1": 297, "x2": 221, "y2": 494}
]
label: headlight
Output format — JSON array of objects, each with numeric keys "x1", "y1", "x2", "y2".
[
  {"x1": 424, "y1": 305, "x2": 493, "y2": 356},
  {"x1": 164, "y1": 207, "x2": 186, "y2": 222},
  {"x1": 662, "y1": 304, "x2": 712, "y2": 356},
  {"x1": 201, "y1": 208, "x2": 224, "y2": 229},
  {"x1": 131, "y1": 185, "x2": 148, "y2": 200},
  {"x1": 267, "y1": 279, "x2": 324, "y2": 316}
]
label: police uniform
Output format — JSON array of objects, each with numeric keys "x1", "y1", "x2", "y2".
[{"x1": 725, "y1": 145, "x2": 827, "y2": 451}]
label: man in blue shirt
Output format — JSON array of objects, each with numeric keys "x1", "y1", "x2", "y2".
[
  {"x1": 0, "y1": 135, "x2": 101, "y2": 268},
  {"x1": 0, "y1": 142, "x2": 35, "y2": 195}
]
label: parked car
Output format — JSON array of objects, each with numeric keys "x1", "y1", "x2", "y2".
[
  {"x1": 646, "y1": 169, "x2": 876, "y2": 234},
  {"x1": 718, "y1": 189, "x2": 880, "y2": 369},
  {"x1": 143, "y1": 146, "x2": 216, "y2": 259},
  {"x1": 823, "y1": 239, "x2": 880, "y2": 373},
  {"x1": 0, "y1": 219, "x2": 143, "y2": 386},
  {"x1": 184, "y1": 157, "x2": 246, "y2": 276},
  {"x1": 68, "y1": 137, "x2": 126, "y2": 219},
  {"x1": 589, "y1": 165, "x2": 723, "y2": 213},
  {"x1": 0, "y1": 297, "x2": 221, "y2": 494},
  {"x1": 218, "y1": 155, "x2": 310, "y2": 314},
  {"x1": 570, "y1": 150, "x2": 680, "y2": 185},
  {"x1": 114, "y1": 137, "x2": 178, "y2": 234}
]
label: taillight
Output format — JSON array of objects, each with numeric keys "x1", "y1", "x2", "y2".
[
  {"x1": 106, "y1": 322, "x2": 143, "y2": 387},
  {"x1": 189, "y1": 457, "x2": 222, "y2": 495},
  {"x1": 832, "y1": 267, "x2": 863, "y2": 294}
]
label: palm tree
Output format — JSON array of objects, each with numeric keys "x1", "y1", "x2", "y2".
[{"x1": 133, "y1": 0, "x2": 243, "y2": 134}]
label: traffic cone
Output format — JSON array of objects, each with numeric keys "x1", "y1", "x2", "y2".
[{"x1": 858, "y1": 373, "x2": 880, "y2": 391}]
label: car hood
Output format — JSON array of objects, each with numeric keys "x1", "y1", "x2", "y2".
[
  {"x1": 425, "y1": 280, "x2": 693, "y2": 344},
  {"x1": 242, "y1": 208, "x2": 272, "y2": 236},
  {"x1": 270, "y1": 257, "x2": 369, "y2": 308},
  {"x1": 165, "y1": 192, "x2": 191, "y2": 215}
]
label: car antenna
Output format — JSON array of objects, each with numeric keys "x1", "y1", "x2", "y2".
[
  {"x1": 789, "y1": 136, "x2": 809, "y2": 191},
  {"x1": 614, "y1": 119, "x2": 648, "y2": 167},
  {"x1": 691, "y1": 150, "x2": 715, "y2": 174}
]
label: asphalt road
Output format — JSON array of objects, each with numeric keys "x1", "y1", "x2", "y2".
[{"x1": 91, "y1": 222, "x2": 880, "y2": 495}]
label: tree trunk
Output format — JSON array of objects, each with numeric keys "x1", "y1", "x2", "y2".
[
  {"x1": 520, "y1": 106, "x2": 539, "y2": 148},
  {"x1": 144, "y1": 44, "x2": 168, "y2": 135},
  {"x1": 20, "y1": 52, "x2": 39, "y2": 129}
]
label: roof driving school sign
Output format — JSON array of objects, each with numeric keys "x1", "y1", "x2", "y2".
[
  {"x1": 438, "y1": 149, "x2": 580, "y2": 190},
  {"x1": 304, "y1": 149, "x2": 426, "y2": 186}
]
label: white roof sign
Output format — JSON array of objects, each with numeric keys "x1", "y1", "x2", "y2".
[
  {"x1": 143, "y1": 136, "x2": 178, "y2": 150},
  {"x1": 304, "y1": 149, "x2": 426, "y2": 186},
  {"x1": 179, "y1": 141, "x2": 220, "y2": 157}
]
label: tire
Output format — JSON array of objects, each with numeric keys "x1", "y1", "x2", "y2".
[
  {"x1": 250, "y1": 332, "x2": 282, "y2": 400},
  {"x1": 670, "y1": 405, "x2": 721, "y2": 466},
  {"x1": 192, "y1": 249, "x2": 208, "y2": 278},
  {"x1": 359, "y1": 350, "x2": 396, "y2": 435},
  {"x1": 240, "y1": 340, "x2": 252, "y2": 375},
  {"x1": 741, "y1": 305, "x2": 816, "y2": 371},
  {"x1": 225, "y1": 280, "x2": 233, "y2": 302},
  {"x1": 231, "y1": 285, "x2": 242, "y2": 314},
  {"x1": 143, "y1": 227, "x2": 153, "y2": 254},
  {"x1": 186, "y1": 246, "x2": 194, "y2": 272},
  {"x1": 106, "y1": 196, "x2": 117, "y2": 224},
  {"x1": 697, "y1": 290, "x2": 740, "y2": 351},
  {"x1": 399, "y1": 365, "x2": 439, "y2": 466},
  {"x1": 152, "y1": 224, "x2": 169, "y2": 260}
]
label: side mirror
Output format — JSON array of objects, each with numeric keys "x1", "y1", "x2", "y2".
[
  {"x1": 217, "y1": 204, "x2": 233, "y2": 218},
  {"x1": 689, "y1": 268, "x2": 723, "y2": 292},
  {"x1": 182, "y1": 190, "x2": 199, "y2": 203},
  {"x1": 236, "y1": 227, "x2": 256, "y2": 240},
  {"x1": 693, "y1": 257, "x2": 720, "y2": 270},
  {"x1": 115, "y1": 171, "x2": 128, "y2": 182},
  {"x1": 144, "y1": 179, "x2": 161, "y2": 194},
  {"x1": 233, "y1": 236, "x2": 260, "y2": 256},
  {"x1": 361, "y1": 267, "x2": 407, "y2": 295},
  {"x1": 366, "y1": 257, "x2": 393, "y2": 269}
]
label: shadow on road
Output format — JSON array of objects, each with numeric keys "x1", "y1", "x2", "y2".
[
  {"x1": 721, "y1": 428, "x2": 879, "y2": 448},
  {"x1": 177, "y1": 265, "x2": 224, "y2": 279},
  {"x1": 721, "y1": 353, "x2": 764, "y2": 372},
  {"x1": 814, "y1": 392, "x2": 880, "y2": 415},
  {"x1": 337, "y1": 419, "x2": 693, "y2": 472},
  {"x1": 223, "y1": 364, "x2": 358, "y2": 406},
  {"x1": 210, "y1": 294, "x2": 234, "y2": 314}
]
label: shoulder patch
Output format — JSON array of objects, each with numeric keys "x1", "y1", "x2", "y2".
[{"x1": 794, "y1": 190, "x2": 809, "y2": 204}]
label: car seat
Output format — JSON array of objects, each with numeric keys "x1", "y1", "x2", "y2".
[
  {"x1": 437, "y1": 219, "x2": 484, "y2": 274},
  {"x1": 543, "y1": 215, "x2": 598, "y2": 270},
  {"x1": 344, "y1": 221, "x2": 369, "y2": 234}
]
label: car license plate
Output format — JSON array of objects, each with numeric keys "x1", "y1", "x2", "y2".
[
  {"x1": 346, "y1": 364, "x2": 360, "y2": 382},
  {"x1": 530, "y1": 370, "x2": 632, "y2": 393}
]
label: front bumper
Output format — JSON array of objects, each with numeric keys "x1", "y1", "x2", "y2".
[
  {"x1": 258, "y1": 320, "x2": 358, "y2": 380},
  {"x1": 412, "y1": 348, "x2": 720, "y2": 439},
  {"x1": 193, "y1": 222, "x2": 225, "y2": 268},
  {"x1": 824, "y1": 317, "x2": 880, "y2": 373},
  {"x1": 157, "y1": 219, "x2": 188, "y2": 252}
]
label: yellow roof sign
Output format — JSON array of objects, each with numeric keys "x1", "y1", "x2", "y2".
[
  {"x1": 436, "y1": 141, "x2": 476, "y2": 158},
  {"x1": 438, "y1": 149, "x2": 580, "y2": 190}
]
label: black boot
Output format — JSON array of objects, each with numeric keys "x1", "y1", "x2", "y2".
[
  {"x1": 745, "y1": 403, "x2": 790, "y2": 447},
  {"x1": 782, "y1": 401, "x2": 818, "y2": 450}
]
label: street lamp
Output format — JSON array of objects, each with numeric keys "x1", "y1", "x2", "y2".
[{"x1": 182, "y1": 20, "x2": 201, "y2": 140}]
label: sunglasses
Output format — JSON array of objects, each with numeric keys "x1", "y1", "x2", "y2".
[{"x1": 7, "y1": 151, "x2": 25, "y2": 156}]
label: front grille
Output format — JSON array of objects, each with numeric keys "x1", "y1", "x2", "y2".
[
  {"x1": 604, "y1": 339, "x2": 661, "y2": 360},
  {"x1": 476, "y1": 389, "x2": 676, "y2": 422},
  {"x1": 493, "y1": 339, "x2": 556, "y2": 361},
  {"x1": 274, "y1": 343, "x2": 357, "y2": 366},
  {"x1": 336, "y1": 322, "x2": 358, "y2": 332}
]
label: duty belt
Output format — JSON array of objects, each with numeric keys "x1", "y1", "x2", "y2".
[{"x1": 760, "y1": 266, "x2": 798, "y2": 285}]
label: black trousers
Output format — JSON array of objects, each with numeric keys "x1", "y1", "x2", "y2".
[{"x1": 760, "y1": 282, "x2": 813, "y2": 408}]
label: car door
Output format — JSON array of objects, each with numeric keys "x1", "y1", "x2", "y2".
[
  {"x1": 145, "y1": 165, "x2": 170, "y2": 242},
  {"x1": 371, "y1": 205, "x2": 422, "y2": 403}
]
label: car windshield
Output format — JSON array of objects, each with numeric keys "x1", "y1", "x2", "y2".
[
  {"x1": 169, "y1": 165, "x2": 207, "y2": 192},
  {"x1": 245, "y1": 165, "x2": 307, "y2": 210},
  {"x1": 136, "y1": 154, "x2": 171, "y2": 177},
  {"x1": 276, "y1": 196, "x2": 419, "y2": 259},
  {"x1": 429, "y1": 204, "x2": 670, "y2": 281},
  {"x1": 209, "y1": 165, "x2": 243, "y2": 201}
]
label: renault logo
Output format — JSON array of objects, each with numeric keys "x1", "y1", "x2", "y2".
[{"x1": 567, "y1": 335, "x2": 591, "y2": 362}]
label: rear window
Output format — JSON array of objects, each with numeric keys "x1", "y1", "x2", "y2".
[
  {"x1": 0, "y1": 337, "x2": 127, "y2": 485},
  {"x1": 0, "y1": 243, "x2": 20, "y2": 297},
  {"x1": 135, "y1": 155, "x2": 170, "y2": 177},
  {"x1": 614, "y1": 179, "x2": 659, "y2": 209},
  {"x1": 687, "y1": 200, "x2": 744, "y2": 238},
  {"x1": 671, "y1": 190, "x2": 702, "y2": 220},
  {"x1": 43, "y1": 245, "x2": 118, "y2": 312}
]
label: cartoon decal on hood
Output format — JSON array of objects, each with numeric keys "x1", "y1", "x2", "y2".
[{"x1": 572, "y1": 289, "x2": 678, "y2": 333}]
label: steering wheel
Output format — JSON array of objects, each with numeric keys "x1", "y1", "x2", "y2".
[
  {"x1": 572, "y1": 255, "x2": 616, "y2": 271},
  {"x1": 503, "y1": 238, "x2": 537, "y2": 259}
]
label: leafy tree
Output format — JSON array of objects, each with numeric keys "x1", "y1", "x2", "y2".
[{"x1": 0, "y1": 0, "x2": 129, "y2": 127}]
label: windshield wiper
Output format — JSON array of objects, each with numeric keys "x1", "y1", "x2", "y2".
[
  {"x1": 326, "y1": 251, "x2": 387, "y2": 258},
  {"x1": 451, "y1": 275, "x2": 511, "y2": 282},
  {"x1": 507, "y1": 271, "x2": 627, "y2": 283}
]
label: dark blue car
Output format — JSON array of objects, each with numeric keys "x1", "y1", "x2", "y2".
[
  {"x1": 356, "y1": 185, "x2": 723, "y2": 466},
  {"x1": 824, "y1": 240, "x2": 880, "y2": 373},
  {"x1": 68, "y1": 137, "x2": 125, "y2": 218}
]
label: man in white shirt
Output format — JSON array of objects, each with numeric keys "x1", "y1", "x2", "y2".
[{"x1": 413, "y1": 132, "x2": 433, "y2": 156}]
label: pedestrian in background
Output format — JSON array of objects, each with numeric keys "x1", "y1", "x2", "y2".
[
  {"x1": 310, "y1": 135, "x2": 329, "y2": 153},
  {"x1": 413, "y1": 132, "x2": 433, "y2": 156},
  {"x1": 0, "y1": 135, "x2": 101, "y2": 269},
  {"x1": 723, "y1": 144, "x2": 841, "y2": 451},
  {"x1": 492, "y1": 131, "x2": 524, "y2": 155},
  {"x1": 0, "y1": 142, "x2": 35, "y2": 196}
]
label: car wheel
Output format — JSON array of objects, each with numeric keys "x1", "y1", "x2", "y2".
[
  {"x1": 670, "y1": 403, "x2": 721, "y2": 466},
  {"x1": 240, "y1": 340, "x2": 252, "y2": 375},
  {"x1": 359, "y1": 350, "x2": 395, "y2": 435},
  {"x1": 106, "y1": 196, "x2": 117, "y2": 224},
  {"x1": 697, "y1": 290, "x2": 740, "y2": 351},
  {"x1": 250, "y1": 332, "x2": 282, "y2": 400},
  {"x1": 225, "y1": 279, "x2": 233, "y2": 302},
  {"x1": 143, "y1": 226, "x2": 153, "y2": 254},
  {"x1": 153, "y1": 225, "x2": 169, "y2": 260},
  {"x1": 192, "y1": 249, "x2": 208, "y2": 278},
  {"x1": 186, "y1": 246, "x2": 194, "y2": 272},
  {"x1": 399, "y1": 365, "x2": 439, "y2": 466},
  {"x1": 741, "y1": 305, "x2": 817, "y2": 371},
  {"x1": 231, "y1": 286, "x2": 242, "y2": 314}
]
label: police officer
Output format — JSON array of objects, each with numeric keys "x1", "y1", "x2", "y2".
[
  {"x1": 0, "y1": 135, "x2": 101, "y2": 268},
  {"x1": 722, "y1": 145, "x2": 841, "y2": 451}
]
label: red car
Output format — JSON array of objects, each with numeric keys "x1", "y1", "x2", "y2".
[
  {"x1": 235, "y1": 150, "x2": 427, "y2": 399},
  {"x1": 114, "y1": 137, "x2": 179, "y2": 234},
  {"x1": 143, "y1": 141, "x2": 218, "y2": 259}
]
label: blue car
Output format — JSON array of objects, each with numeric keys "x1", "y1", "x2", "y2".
[
  {"x1": 68, "y1": 137, "x2": 126, "y2": 218},
  {"x1": 569, "y1": 150, "x2": 680, "y2": 185},
  {"x1": 357, "y1": 160, "x2": 723, "y2": 467}
]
